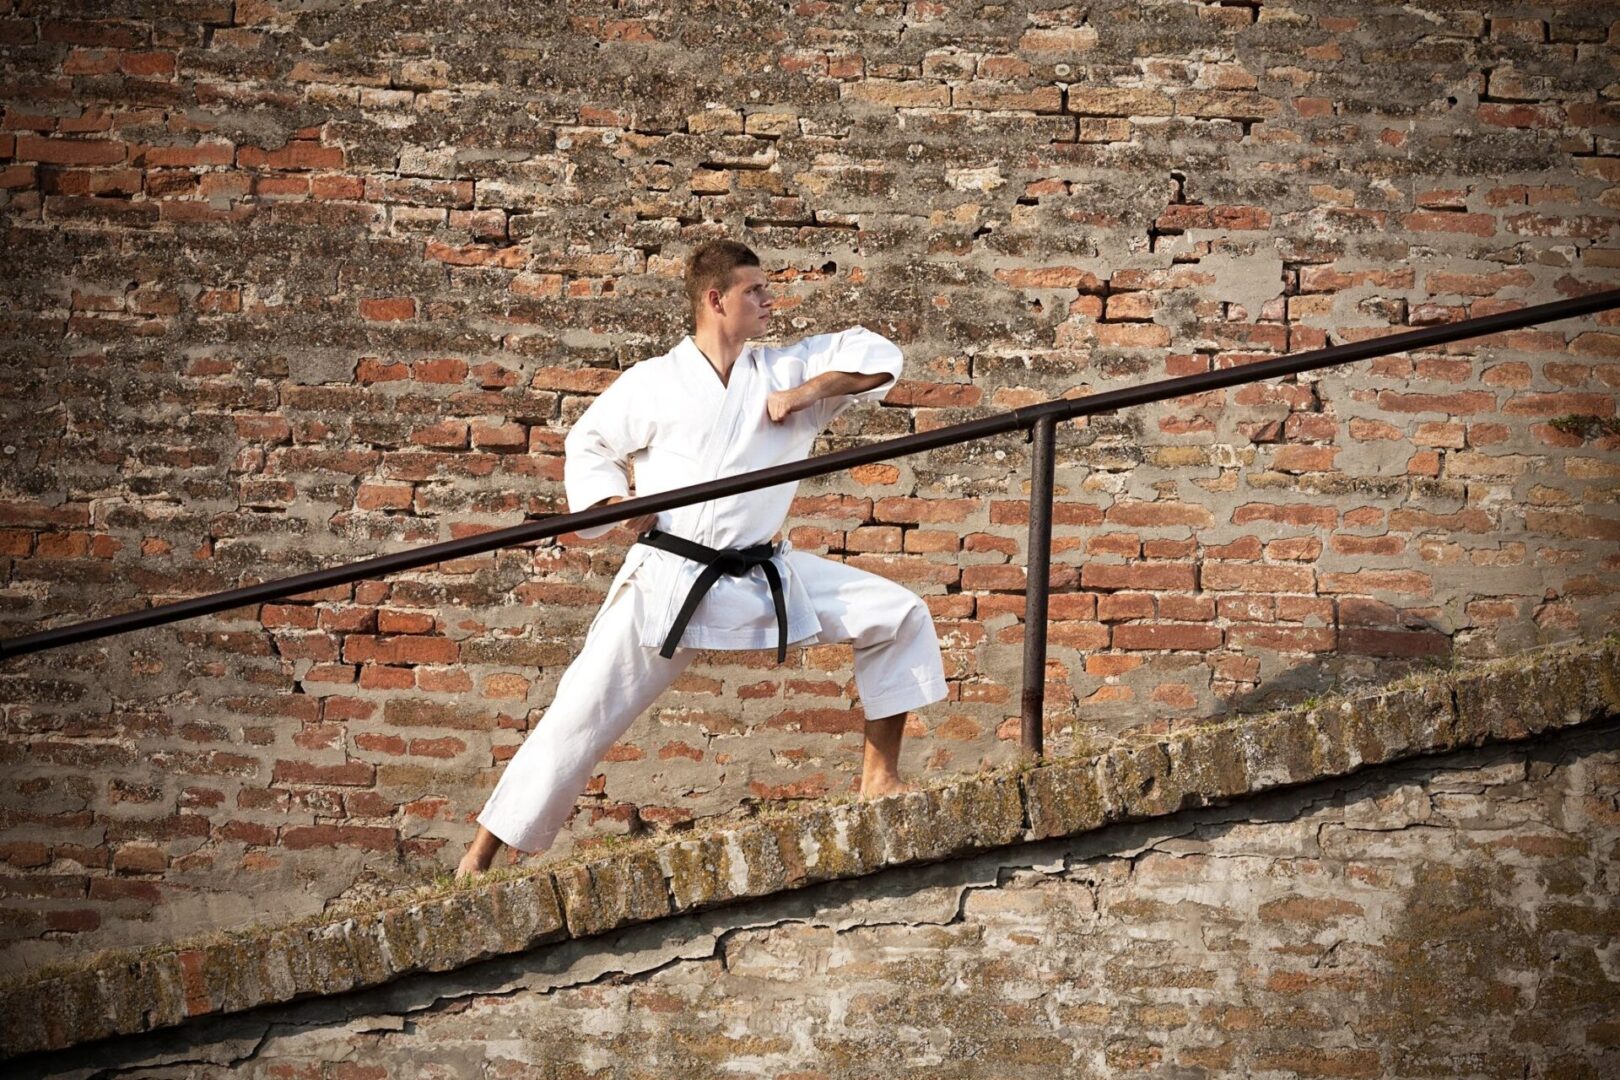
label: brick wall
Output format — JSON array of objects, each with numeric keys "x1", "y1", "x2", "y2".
[
  {"x1": 16, "y1": 699, "x2": 1619, "y2": 1074},
  {"x1": 1, "y1": 2, "x2": 1618, "y2": 973}
]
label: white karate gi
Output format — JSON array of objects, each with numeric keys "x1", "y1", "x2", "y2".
[{"x1": 476, "y1": 326, "x2": 949, "y2": 853}]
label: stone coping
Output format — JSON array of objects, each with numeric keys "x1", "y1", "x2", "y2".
[{"x1": 2, "y1": 638, "x2": 1615, "y2": 1061}]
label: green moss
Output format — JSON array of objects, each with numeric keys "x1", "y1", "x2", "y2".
[{"x1": 7, "y1": 639, "x2": 1611, "y2": 1017}]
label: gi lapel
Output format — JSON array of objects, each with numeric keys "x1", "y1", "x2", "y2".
[
  {"x1": 630, "y1": 339, "x2": 742, "y2": 647},
  {"x1": 675, "y1": 340, "x2": 742, "y2": 601},
  {"x1": 692, "y1": 342, "x2": 750, "y2": 508}
]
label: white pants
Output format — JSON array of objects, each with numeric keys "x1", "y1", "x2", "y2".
[{"x1": 476, "y1": 550, "x2": 949, "y2": 853}]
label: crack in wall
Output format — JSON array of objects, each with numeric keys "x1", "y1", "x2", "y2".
[{"x1": 22, "y1": 716, "x2": 1620, "y2": 1075}]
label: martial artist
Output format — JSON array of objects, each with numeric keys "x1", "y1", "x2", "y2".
[{"x1": 457, "y1": 240, "x2": 948, "y2": 880}]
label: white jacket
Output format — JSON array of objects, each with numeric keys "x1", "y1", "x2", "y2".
[{"x1": 562, "y1": 326, "x2": 903, "y2": 650}]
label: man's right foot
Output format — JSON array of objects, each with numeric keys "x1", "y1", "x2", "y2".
[{"x1": 455, "y1": 852, "x2": 491, "y2": 882}]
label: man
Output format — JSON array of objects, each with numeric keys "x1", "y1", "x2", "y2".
[{"x1": 457, "y1": 240, "x2": 948, "y2": 880}]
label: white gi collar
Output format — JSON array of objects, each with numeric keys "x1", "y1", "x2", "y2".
[{"x1": 677, "y1": 336, "x2": 754, "y2": 391}]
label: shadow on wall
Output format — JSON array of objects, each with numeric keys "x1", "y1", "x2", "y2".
[{"x1": 1217, "y1": 632, "x2": 1456, "y2": 718}]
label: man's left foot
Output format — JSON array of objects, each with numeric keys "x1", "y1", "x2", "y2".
[{"x1": 859, "y1": 776, "x2": 919, "y2": 799}]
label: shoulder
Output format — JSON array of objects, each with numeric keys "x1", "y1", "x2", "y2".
[
  {"x1": 607, "y1": 351, "x2": 674, "y2": 391},
  {"x1": 754, "y1": 337, "x2": 812, "y2": 383},
  {"x1": 755, "y1": 328, "x2": 849, "y2": 362}
]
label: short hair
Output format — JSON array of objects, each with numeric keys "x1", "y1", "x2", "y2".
[{"x1": 684, "y1": 240, "x2": 760, "y2": 328}]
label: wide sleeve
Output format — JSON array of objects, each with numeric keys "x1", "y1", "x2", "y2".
[
  {"x1": 796, "y1": 324, "x2": 904, "y2": 427},
  {"x1": 562, "y1": 365, "x2": 654, "y2": 540}
]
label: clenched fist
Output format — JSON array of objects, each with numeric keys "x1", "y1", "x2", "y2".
[
  {"x1": 766, "y1": 386, "x2": 815, "y2": 423},
  {"x1": 603, "y1": 495, "x2": 657, "y2": 535}
]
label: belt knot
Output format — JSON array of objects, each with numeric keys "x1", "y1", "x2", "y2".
[{"x1": 634, "y1": 528, "x2": 790, "y2": 663}]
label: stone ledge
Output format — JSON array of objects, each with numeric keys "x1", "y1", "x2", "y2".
[{"x1": 2, "y1": 638, "x2": 1615, "y2": 1060}]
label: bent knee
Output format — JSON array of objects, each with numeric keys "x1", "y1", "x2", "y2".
[{"x1": 895, "y1": 591, "x2": 937, "y2": 634}]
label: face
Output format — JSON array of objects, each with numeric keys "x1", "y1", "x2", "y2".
[{"x1": 708, "y1": 265, "x2": 773, "y2": 336}]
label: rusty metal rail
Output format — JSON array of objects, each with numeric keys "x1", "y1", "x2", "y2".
[{"x1": 6, "y1": 286, "x2": 1620, "y2": 756}]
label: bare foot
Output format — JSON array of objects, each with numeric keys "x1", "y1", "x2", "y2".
[
  {"x1": 859, "y1": 775, "x2": 919, "y2": 800},
  {"x1": 454, "y1": 851, "x2": 491, "y2": 882}
]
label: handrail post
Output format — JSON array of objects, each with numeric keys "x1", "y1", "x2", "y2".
[{"x1": 1019, "y1": 414, "x2": 1058, "y2": 759}]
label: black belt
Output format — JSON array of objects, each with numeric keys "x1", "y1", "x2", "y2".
[{"x1": 635, "y1": 528, "x2": 789, "y2": 663}]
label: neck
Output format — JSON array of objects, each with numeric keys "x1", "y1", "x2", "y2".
[{"x1": 691, "y1": 324, "x2": 748, "y2": 381}]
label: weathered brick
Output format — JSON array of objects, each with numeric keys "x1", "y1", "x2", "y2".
[{"x1": 4, "y1": 0, "x2": 1617, "y2": 997}]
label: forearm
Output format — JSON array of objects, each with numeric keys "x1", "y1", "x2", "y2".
[{"x1": 794, "y1": 369, "x2": 891, "y2": 405}]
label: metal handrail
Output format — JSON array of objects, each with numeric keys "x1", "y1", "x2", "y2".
[{"x1": 6, "y1": 286, "x2": 1620, "y2": 750}]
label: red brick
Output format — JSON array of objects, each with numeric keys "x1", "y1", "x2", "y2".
[
  {"x1": 1098, "y1": 593, "x2": 1155, "y2": 622},
  {"x1": 747, "y1": 773, "x2": 832, "y2": 799},
  {"x1": 846, "y1": 526, "x2": 901, "y2": 552},
  {"x1": 1047, "y1": 622, "x2": 1112, "y2": 649},
  {"x1": 45, "y1": 908, "x2": 101, "y2": 932},
  {"x1": 118, "y1": 49, "x2": 174, "y2": 76},
  {"x1": 1257, "y1": 895, "x2": 1365, "y2": 924},
  {"x1": 761, "y1": 709, "x2": 864, "y2": 734},
  {"x1": 1340, "y1": 628, "x2": 1450, "y2": 657},
  {"x1": 1477, "y1": 104, "x2": 1563, "y2": 130},
  {"x1": 1528, "y1": 510, "x2": 1620, "y2": 541},
  {"x1": 1106, "y1": 501, "x2": 1214, "y2": 527},
  {"x1": 1143, "y1": 537, "x2": 1197, "y2": 559},
  {"x1": 1318, "y1": 570, "x2": 1434, "y2": 597},
  {"x1": 358, "y1": 296, "x2": 416, "y2": 321},
  {"x1": 426, "y1": 239, "x2": 526, "y2": 269},
  {"x1": 1299, "y1": 266, "x2": 1414, "y2": 293},
  {"x1": 407, "y1": 737, "x2": 465, "y2": 759},
  {"x1": 1331, "y1": 534, "x2": 1405, "y2": 556},
  {"x1": 961, "y1": 565, "x2": 1027, "y2": 591},
  {"x1": 1218, "y1": 595, "x2": 1275, "y2": 622},
  {"x1": 343, "y1": 635, "x2": 459, "y2": 665},
  {"x1": 1089, "y1": 532, "x2": 1142, "y2": 556},
  {"x1": 1049, "y1": 593, "x2": 1096, "y2": 620},
  {"x1": 995, "y1": 266, "x2": 1107, "y2": 293},
  {"x1": 15, "y1": 133, "x2": 127, "y2": 165},
  {"x1": 884, "y1": 380, "x2": 982, "y2": 408},
  {"x1": 88, "y1": 878, "x2": 162, "y2": 904},
  {"x1": 991, "y1": 501, "x2": 1104, "y2": 526},
  {"x1": 1159, "y1": 594, "x2": 1215, "y2": 621},
  {"x1": 597, "y1": 738, "x2": 647, "y2": 764},
  {"x1": 657, "y1": 740, "x2": 705, "y2": 761},
  {"x1": 1201, "y1": 563, "x2": 1315, "y2": 593},
  {"x1": 271, "y1": 759, "x2": 375, "y2": 786},
  {"x1": 1081, "y1": 563, "x2": 1198, "y2": 591},
  {"x1": 1503, "y1": 391, "x2": 1614, "y2": 417},
  {"x1": 1465, "y1": 598, "x2": 1521, "y2": 624},
  {"x1": 1349, "y1": 417, "x2": 1402, "y2": 442},
  {"x1": 1402, "y1": 210, "x2": 1496, "y2": 236},
  {"x1": 873, "y1": 496, "x2": 978, "y2": 523},
  {"x1": 312, "y1": 173, "x2": 365, "y2": 200},
  {"x1": 1096, "y1": 322, "x2": 1171, "y2": 348},
  {"x1": 1232, "y1": 503, "x2": 1337, "y2": 528},
  {"x1": 1271, "y1": 445, "x2": 1337, "y2": 473},
  {"x1": 239, "y1": 140, "x2": 344, "y2": 170},
  {"x1": 1113, "y1": 623, "x2": 1222, "y2": 651},
  {"x1": 1206, "y1": 536, "x2": 1262, "y2": 560},
  {"x1": 846, "y1": 553, "x2": 963, "y2": 587},
  {"x1": 904, "y1": 529, "x2": 959, "y2": 553},
  {"x1": 1389, "y1": 508, "x2": 1494, "y2": 533},
  {"x1": 1375, "y1": 390, "x2": 1496, "y2": 414},
  {"x1": 220, "y1": 820, "x2": 277, "y2": 846},
  {"x1": 1263, "y1": 537, "x2": 1322, "y2": 561},
  {"x1": 1227, "y1": 626, "x2": 1336, "y2": 652}
]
